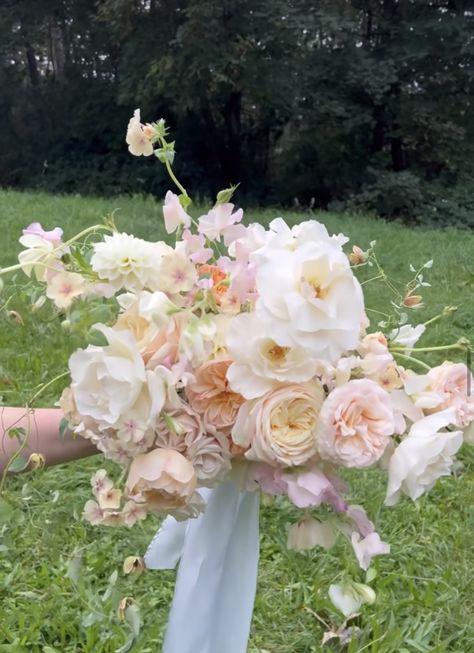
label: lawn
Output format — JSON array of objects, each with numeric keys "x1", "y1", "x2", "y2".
[{"x1": 0, "y1": 189, "x2": 473, "y2": 653}]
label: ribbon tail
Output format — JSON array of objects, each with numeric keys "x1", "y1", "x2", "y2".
[{"x1": 160, "y1": 481, "x2": 260, "y2": 653}]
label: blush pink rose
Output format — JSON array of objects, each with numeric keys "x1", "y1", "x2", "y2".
[
  {"x1": 427, "y1": 362, "x2": 474, "y2": 427},
  {"x1": 317, "y1": 379, "x2": 395, "y2": 468},
  {"x1": 126, "y1": 448, "x2": 197, "y2": 514},
  {"x1": 186, "y1": 358, "x2": 245, "y2": 431},
  {"x1": 232, "y1": 381, "x2": 324, "y2": 467}
]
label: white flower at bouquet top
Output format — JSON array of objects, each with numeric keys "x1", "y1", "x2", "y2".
[
  {"x1": 253, "y1": 220, "x2": 365, "y2": 362},
  {"x1": 91, "y1": 232, "x2": 171, "y2": 292}
]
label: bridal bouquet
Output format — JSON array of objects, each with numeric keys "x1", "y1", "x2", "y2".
[{"x1": 2, "y1": 110, "x2": 473, "y2": 650}]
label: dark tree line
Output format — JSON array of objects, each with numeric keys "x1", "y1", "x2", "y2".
[{"x1": 1, "y1": 0, "x2": 473, "y2": 225}]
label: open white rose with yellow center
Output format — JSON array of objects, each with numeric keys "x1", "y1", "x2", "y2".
[
  {"x1": 254, "y1": 237, "x2": 364, "y2": 362},
  {"x1": 232, "y1": 381, "x2": 324, "y2": 466},
  {"x1": 226, "y1": 312, "x2": 319, "y2": 399},
  {"x1": 317, "y1": 379, "x2": 395, "y2": 468},
  {"x1": 69, "y1": 325, "x2": 166, "y2": 429}
]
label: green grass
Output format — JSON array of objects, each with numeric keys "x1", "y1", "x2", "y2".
[{"x1": 0, "y1": 189, "x2": 473, "y2": 653}]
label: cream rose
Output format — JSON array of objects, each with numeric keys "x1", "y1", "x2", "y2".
[
  {"x1": 69, "y1": 325, "x2": 166, "y2": 429},
  {"x1": 317, "y1": 379, "x2": 395, "y2": 468},
  {"x1": 232, "y1": 381, "x2": 324, "y2": 466},
  {"x1": 126, "y1": 448, "x2": 197, "y2": 514}
]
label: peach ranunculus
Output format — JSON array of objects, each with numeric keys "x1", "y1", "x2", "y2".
[
  {"x1": 126, "y1": 448, "x2": 197, "y2": 515},
  {"x1": 186, "y1": 358, "x2": 245, "y2": 431},
  {"x1": 317, "y1": 379, "x2": 395, "y2": 468},
  {"x1": 232, "y1": 381, "x2": 325, "y2": 467}
]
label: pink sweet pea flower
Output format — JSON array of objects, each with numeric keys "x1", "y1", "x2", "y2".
[
  {"x1": 182, "y1": 229, "x2": 213, "y2": 264},
  {"x1": 198, "y1": 203, "x2": 243, "y2": 242},
  {"x1": 163, "y1": 191, "x2": 191, "y2": 234},
  {"x1": 351, "y1": 532, "x2": 390, "y2": 570},
  {"x1": 283, "y1": 466, "x2": 347, "y2": 511},
  {"x1": 23, "y1": 222, "x2": 63, "y2": 245}
]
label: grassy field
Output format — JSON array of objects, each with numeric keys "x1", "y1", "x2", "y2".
[{"x1": 0, "y1": 189, "x2": 473, "y2": 653}]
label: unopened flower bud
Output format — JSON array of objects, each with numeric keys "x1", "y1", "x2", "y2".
[
  {"x1": 123, "y1": 556, "x2": 145, "y2": 576},
  {"x1": 349, "y1": 246, "x2": 368, "y2": 266},
  {"x1": 28, "y1": 453, "x2": 46, "y2": 470},
  {"x1": 8, "y1": 310, "x2": 24, "y2": 325},
  {"x1": 403, "y1": 294, "x2": 423, "y2": 308},
  {"x1": 117, "y1": 597, "x2": 135, "y2": 621}
]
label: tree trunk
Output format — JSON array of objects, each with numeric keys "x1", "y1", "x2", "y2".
[
  {"x1": 222, "y1": 91, "x2": 242, "y2": 184},
  {"x1": 25, "y1": 43, "x2": 40, "y2": 86}
]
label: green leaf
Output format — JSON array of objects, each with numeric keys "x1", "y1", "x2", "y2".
[
  {"x1": 0, "y1": 499, "x2": 14, "y2": 523},
  {"x1": 67, "y1": 551, "x2": 83, "y2": 585},
  {"x1": 125, "y1": 603, "x2": 141, "y2": 638},
  {"x1": 87, "y1": 328, "x2": 109, "y2": 346},
  {"x1": 59, "y1": 417, "x2": 69, "y2": 440},
  {"x1": 6, "y1": 456, "x2": 29, "y2": 474}
]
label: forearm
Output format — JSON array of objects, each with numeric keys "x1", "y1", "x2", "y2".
[{"x1": 0, "y1": 407, "x2": 98, "y2": 473}]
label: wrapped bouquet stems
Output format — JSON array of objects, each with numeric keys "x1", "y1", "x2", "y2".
[{"x1": 146, "y1": 482, "x2": 260, "y2": 653}]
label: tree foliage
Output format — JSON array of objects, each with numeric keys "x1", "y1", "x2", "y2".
[{"x1": 1, "y1": 0, "x2": 473, "y2": 224}]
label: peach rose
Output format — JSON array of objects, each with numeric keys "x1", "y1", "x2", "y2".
[
  {"x1": 186, "y1": 358, "x2": 245, "y2": 430},
  {"x1": 126, "y1": 448, "x2": 197, "y2": 514},
  {"x1": 317, "y1": 379, "x2": 395, "y2": 468},
  {"x1": 232, "y1": 381, "x2": 325, "y2": 467}
]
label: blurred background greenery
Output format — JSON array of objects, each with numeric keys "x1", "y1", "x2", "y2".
[{"x1": 1, "y1": 0, "x2": 473, "y2": 226}]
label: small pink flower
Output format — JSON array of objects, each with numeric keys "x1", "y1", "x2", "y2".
[
  {"x1": 126, "y1": 109, "x2": 154, "y2": 156},
  {"x1": 284, "y1": 466, "x2": 346, "y2": 511},
  {"x1": 427, "y1": 362, "x2": 474, "y2": 427},
  {"x1": 351, "y1": 532, "x2": 390, "y2": 570},
  {"x1": 23, "y1": 222, "x2": 63, "y2": 245},
  {"x1": 317, "y1": 379, "x2": 395, "y2": 468},
  {"x1": 163, "y1": 191, "x2": 191, "y2": 234},
  {"x1": 46, "y1": 271, "x2": 85, "y2": 308},
  {"x1": 182, "y1": 229, "x2": 213, "y2": 264},
  {"x1": 198, "y1": 203, "x2": 243, "y2": 242}
]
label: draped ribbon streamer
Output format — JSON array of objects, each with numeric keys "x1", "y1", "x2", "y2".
[{"x1": 145, "y1": 482, "x2": 260, "y2": 653}]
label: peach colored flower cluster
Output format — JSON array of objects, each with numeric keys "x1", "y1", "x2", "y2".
[{"x1": 11, "y1": 109, "x2": 473, "y2": 570}]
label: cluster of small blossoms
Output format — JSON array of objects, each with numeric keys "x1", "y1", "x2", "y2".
[{"x1": 9, "y1": 109, "x2": 473, "y2": 572}]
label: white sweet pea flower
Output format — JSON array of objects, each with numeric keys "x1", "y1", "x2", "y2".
[
  {"x1": 385, "y1": 408, "x2": 463, "y2": 505},
  {"x1": 91, "y1": 232, "x2": 171, "y2": 292},
  {"x1": 226, "y1": 312, "x2": 320, "y2": 399},
  {"x1": 126, "y1": 109, "x2": 154, "y2": 157},
  {"x1": 389, "y1": 324, "x2": 426, "y2": 353},
  {"x1": 69, "y1": 325, "x2": 166, "y2": 429},
  {"x1": 163, "y1": 191, "x2": 191, "y2": 234},
  {"x1": 198, "y1": 203, "x2": 243, "y2": 241},
  {"x1": 18, "y1": 233, "x2": 64, "y2": 281},
  {"x1": 329, "y1": 581, "x2": 376, "y2": 617},
  {"x1": 287, "y1": 518, "x2": 337, "y2": 551},
  {"x1": 254, "y1": 237, "x2": 365, "y2": 362}
]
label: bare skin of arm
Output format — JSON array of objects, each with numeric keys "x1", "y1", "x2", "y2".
[{"x1": 0, "y1": 407, "x2": 98, "y2": 474}]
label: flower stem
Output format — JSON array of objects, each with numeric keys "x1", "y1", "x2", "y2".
[{"x1": 391, "y1": 351, "x2": 431, "y2": 371}]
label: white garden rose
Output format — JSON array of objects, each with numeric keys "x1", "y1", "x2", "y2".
[
  {"x1": 253, "y1": 234, "x2": 365, "y2": 362},
  {"x1": 69, "y1": 325, "x2": 166, "y2": 429},
  {"x1": 385, "y1": 408, "x2": 463, "y2": 505},
  {"x1": 226, "y1": 312, "x2": 319, "y2": 399},
  {"x1": 91, "y1": 232, "x2": 172, "y2": 292}
]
